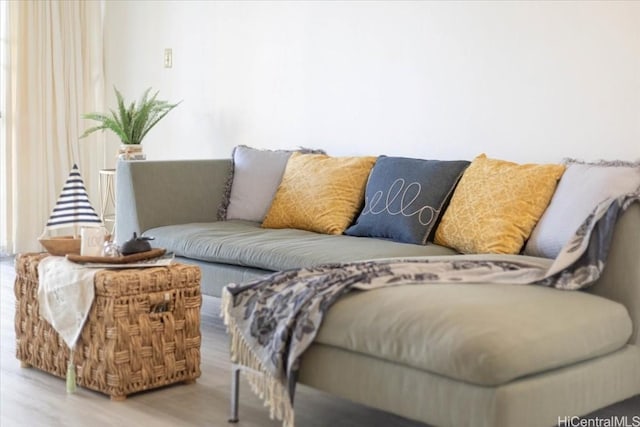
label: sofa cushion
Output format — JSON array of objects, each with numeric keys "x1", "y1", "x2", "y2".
[
  {"x1": 218, "y1": 146, "x2": 326, "y2": 221},
  {"x1": 434, "y1": 154, "x2": 565, "y2": 255},
  {"x1": 345, "y1": 156, "x2": 470, "y2": 245},
  {"x1": 225, "y1": 145, "x2": 293, "y2": 222},
  {"x1": 525, "y1": 160, "x2": 640, "y2": 258},
  {"x1": 315, "y1": 282, "x2": 632, "y2": 386},
  {"x1": 146, "y1": 220, "x2": 457, "y2": 272},
  {"x1": 262, "y1": 153, "x2": 377, "y2": 235}
]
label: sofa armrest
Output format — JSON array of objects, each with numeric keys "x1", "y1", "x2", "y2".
[
  {"x1": 115, "y1": 159, "x2": 232, "y2": 244},
  {"x1": 587, "y1": 202, "x2": 640, "y2": 346}
]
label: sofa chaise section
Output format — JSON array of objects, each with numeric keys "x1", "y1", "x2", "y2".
[{"x1": 300, "y1": 202, "x2": 640, "y2": 427}]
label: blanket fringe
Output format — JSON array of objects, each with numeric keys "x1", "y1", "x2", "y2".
[{"x1": 221, "y1": 288, "x2": 295, "y2": 427}]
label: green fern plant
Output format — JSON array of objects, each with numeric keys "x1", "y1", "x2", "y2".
[{"x1": 81, "y1": 87, "x2": 180, "y2": 145}]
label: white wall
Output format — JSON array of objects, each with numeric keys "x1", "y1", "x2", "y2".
[{"x1": 104, "y1": 1, "x2": 640, "y2": 166}]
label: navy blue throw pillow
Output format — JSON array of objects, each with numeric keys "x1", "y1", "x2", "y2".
[{"x1": 345, "y1": 156, "x2": 470, "y2": 245}]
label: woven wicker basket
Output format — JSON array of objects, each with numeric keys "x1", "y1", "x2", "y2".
[{"x1": 14, "y1": 253, "x2": 202, "y2": 400}]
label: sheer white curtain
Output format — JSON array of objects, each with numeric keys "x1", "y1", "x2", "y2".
[{"x1": 1, "y1": 0, "x2": 105, "y2": 254}]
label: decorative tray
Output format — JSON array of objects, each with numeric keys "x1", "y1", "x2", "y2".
[{"x1": 66, "y1": 248, "x2": 166, "y2": 264}]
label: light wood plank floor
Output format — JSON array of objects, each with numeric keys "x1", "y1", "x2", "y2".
[{"x1": 1, "y1": 257, "x2": 638, "y2": 426}]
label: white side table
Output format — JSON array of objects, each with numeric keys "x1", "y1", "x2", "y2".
[{"x1": 99, "y1": 169, "x2": 116, "y2": 234}]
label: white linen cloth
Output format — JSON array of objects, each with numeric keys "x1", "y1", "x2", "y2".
[{"x1": 37, "y1": 256, "x2": 97, "y2": 350}]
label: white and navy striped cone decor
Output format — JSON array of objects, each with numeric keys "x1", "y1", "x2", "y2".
[
  {"x1": 39, "y1": 164, "x2": 103, "y2": 255},
  {"x1": 44, "y1": 164, "x2": 102, "y2": 232}
]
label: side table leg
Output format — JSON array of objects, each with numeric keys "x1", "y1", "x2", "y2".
[{"x1": 228, "y1": 364, "x2": 241, "y2": 423}]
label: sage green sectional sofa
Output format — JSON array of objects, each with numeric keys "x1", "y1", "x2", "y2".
[{"x1": 115, "y1": 158, "x2": 640, "y2": 427}]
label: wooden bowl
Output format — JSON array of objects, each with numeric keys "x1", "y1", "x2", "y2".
[{"x1": 38, "y1": 236, "x2": 81, "y2": 256}]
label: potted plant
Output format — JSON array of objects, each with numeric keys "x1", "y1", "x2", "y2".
[{"x1": 81, "y1": 87, "x2": 180, "y2": 159}]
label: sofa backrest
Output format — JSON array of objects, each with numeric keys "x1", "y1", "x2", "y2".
[{"x1": 586, "y1": 202, "x2": 640, "y2": 346}]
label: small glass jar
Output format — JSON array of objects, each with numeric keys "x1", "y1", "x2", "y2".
[{"x1": 103, "y1": 240, "x2": 121, "y2": 257}]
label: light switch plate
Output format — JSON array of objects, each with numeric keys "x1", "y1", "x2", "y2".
[{"x1": 164, "y1": 48, "x2": 173, "y2": 68}]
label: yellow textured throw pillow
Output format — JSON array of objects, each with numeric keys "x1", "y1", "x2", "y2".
[
  {"x1": 262, "y1": 153, "x2": 377, "y2": 235},
  {"x1": 434, "y1": 154, "x2": 565, "y2": 254}
]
